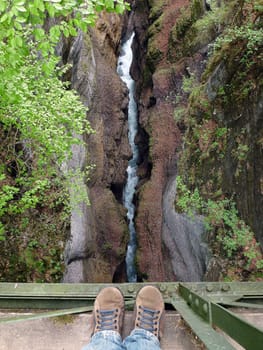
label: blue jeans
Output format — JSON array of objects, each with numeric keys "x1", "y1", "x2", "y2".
[{"x1": 82, "y1": 329, "x2": 161, "y2": 350}]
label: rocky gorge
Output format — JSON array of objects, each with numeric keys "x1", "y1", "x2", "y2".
[
  {"x1": 61, "y1": 0, "x2": 263, "y2": 283},
  {"x1": 0, "y1": 0, "x2": 262, "y2": 283}
]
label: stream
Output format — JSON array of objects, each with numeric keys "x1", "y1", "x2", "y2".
[{"x1": 117, "y1": 32, "x2": 138, "y2": 282}]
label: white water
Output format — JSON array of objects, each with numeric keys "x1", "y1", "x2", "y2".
[{"x1": 117, "y1": 32, "x2": 138, "y2": 282}]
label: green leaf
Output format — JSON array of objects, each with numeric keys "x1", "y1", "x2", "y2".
[
  {"x1": 46, "y1": 3, "x2": 55, "y2": 17},
  {"x1": 14, "y1": 21, "x2": 23, "y2": 29},
  {"x1": 15, "y1": 35, "x2": 23, "y2": 47},
  {"x1": 16, "y1": 16, "x2": 27, "y2": 23},
  {"x1": 49, "y1": 25, "x2": 61, "y2": 42},
  {"x1": 33, "y1": 27, "x2": 45, "y2": 41},
  {"x1": 0, "y1": 1, "x2": 7, "y2": 12},
  {"x1": 0, "y1": 13, "x2": 8, "y2": 23},
  {"x1": 115, "y1": 4, "x2": 124, "y2": 13},
  {"x1": 53, "y1": 3, "x2": 63, "y2": 10},
  {"x1": 78, "y1": 21, "x2": 88, "y2": 32},
  {"x1": 69, "y1": 26, "x2": 77, "y2": 36},
  {"x1": 105, "y1": 0, "x2": 114, "y2": 10},
  {"x1": 16, "y1": 5, "x2": 27, "y2": 12},
  {"x1": 63, "y1": 27, "x2": 69, "y2": 37},
  {"x1": 36, "y1": 0, "x2": 45, "y2": 12}
]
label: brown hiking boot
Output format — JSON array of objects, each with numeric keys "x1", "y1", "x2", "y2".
[
  {"x1": 92, "y1": 287, "x2": 124, "y2": 334},
  {"x1": 134, "y1": 285, "x2": 165, "y2": 339}
]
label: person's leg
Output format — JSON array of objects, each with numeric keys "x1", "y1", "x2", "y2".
[
  {"x1": 82, "y1": 331, "x2": 125, "y2": 350},
  {"x1": 81, "y1": 287, "x2": 126, "y2": 350},
  {"x1": 124, "y1": 329, "x2": 161, "y2": 350},
  {"x1": 123, "y1": 285, "x2": 165, "y2": 350}
]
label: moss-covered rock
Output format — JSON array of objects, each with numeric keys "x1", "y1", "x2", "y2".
[
  {"x1": 148, "y1": 0, "x2": 165, "y2": 23},
  {"x1": 172, "y1": 0, "x2": 263, "y2": 280},
  {"x1": 146, "y1": 39, "x2": 163, "y2": 72}
]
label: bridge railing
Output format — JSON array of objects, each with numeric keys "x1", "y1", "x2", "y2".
[{"x1": 0, "y1": 282, "x2": 262, "y2": 349}]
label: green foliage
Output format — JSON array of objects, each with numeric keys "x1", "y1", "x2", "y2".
[
  {"x1": 213, "y1": 24, "x2": 263, "y2": 53},
  {"x1": 0, "y1": 174, "x2": 69, "y2": 282},
  {"x1": 0, "y1": 0, "x2": 129, "y2": 280},
  {"x1": 0, "y1": 172, "x2": 50, "y2": 236},
  {"x1": 0, "y1": 0, "x2": 129, "y2": 162},
  {"x1": 173, "y1": 106, "x2": 186, "y2": 123},
  {"x1": 207, "y1": 1, "x2": 263, "y2": 75},
  {"x1": 174, "y1": 0, "x2": 205, "y2": 39},
  {"x1": 176, "y1": 176, "x2": 263, "y2": 271},
  {"x1": 182, "y1": 72, "x2": 198, "y2": 94}
]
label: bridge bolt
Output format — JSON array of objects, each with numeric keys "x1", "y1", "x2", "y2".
[
  {"x1": 221, "y1": 284, "x2": 230, "y2": 292},
  {"x1": 160, "y1": 284, "x2": 167, "y2": 292},
  {"x1": 128, "y1": 286, "x2": 135, "y2": 293},
  {"x1": 206, "y1": 285, "x2": 213, "y2": 292}
]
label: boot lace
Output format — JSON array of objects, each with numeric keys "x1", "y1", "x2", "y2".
[
  {"x1": 136, "y1": 305, "x2": 160, "y2": 335},
  {"x1": 96, "y1": 309, "x2": 119, "y2": 331}
]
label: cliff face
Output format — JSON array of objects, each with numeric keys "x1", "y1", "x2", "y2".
[
  {"x1": 133, "y1": 0, "x2": 209, "y2": 281},
  {"x1": 63, "y1": 12, "x2": 131, "y2": 282},
  {"x1": 63, "y1": 0, "x2": 262, "y2": 282},
  {"x1": 132, "y1": 0, "x2": 262, "y2": 281},
  {"x1": 63, "y1": 0, "x2": 199, "y2": 283},
  {"x1": 1, "y1": 0, "x2": 261, "y2": 283},
  {"x1": 167, "y1": 0, "x2": 263, "y2": 278}
]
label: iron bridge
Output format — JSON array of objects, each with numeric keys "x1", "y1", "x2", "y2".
[{"x1": 0, "y1": 282, "x2": 262, "y2": 349}]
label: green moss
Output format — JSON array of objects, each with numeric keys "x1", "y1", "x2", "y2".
[
  {"x1": 175, "y1": 0, "x2": 263, "y2": 280},
  {"x1": 169, "y1": 0, "x2": 242, "y2": 61},
  {"x1": 175, "y1": 0, "x2": 204, "y2": 38},
  {"x1": 149, "y1": 0, "x2": 165, "y2": 22},
  {"x1": 148, "y1": 13, "x2": 164, "y2": 38},
  {"x1": 174, "y1": 6, "x2": 192, "y2": 41},
  {"x1": 52, "y1": 315, "x2": 76, "y2": 325},
  {"x1": 191, "y1": 0, "x2": 205, "y2": 18},
  {"x1": 176, "y1": 176, "x2": 263, "y2": 278},
  {"x1": 146, "y1": 40, "x2": 163, "y2": 73},
  {"x1": 142, "y1": 65, "x2": 153, "y2": 89}
]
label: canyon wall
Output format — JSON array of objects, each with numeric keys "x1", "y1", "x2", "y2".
[
  {"x1": 62, "y1": 12, "x2": 131, "y2": 282},
  {"x1": 132, "y1": 0, "x2": 210, "y2": 281},
  {"x1": 63, "y1": 0, "x2": 262, "y2": 282},
  {"x1": 2, "y1": 1, "x2": 261, "y2": 283}
]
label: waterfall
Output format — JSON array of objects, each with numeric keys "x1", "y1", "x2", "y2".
[{"x1": 117, "y1": 32, "x2": 138, "y2": 282}]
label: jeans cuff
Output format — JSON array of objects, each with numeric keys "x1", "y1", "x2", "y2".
[
  {"x1": 130, "y1": 328, "x2": 160, "y2": 346},
  {"x1": 91, "y1": 330, "x2": 122, "y2": 342}
]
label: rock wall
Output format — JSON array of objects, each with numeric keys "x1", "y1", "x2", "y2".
[
  {"x1": 63, "y1": 0, "x2": 262, "y2": 283},
  {"x1": 132, "y1": 0, "x2": 263, "y2": 281},
  {"x1": 62, "y1": 0, "x2": 205, "y2": 283},
  {"x1": 167, "y1": 0, "x2": 263, "y2": 278},
  {"x1": 63, "y1": 12, "x2": 131, "y2": 282},
  {"x1": 132, "y1": 0, "x2": 198, "y2": 281}
]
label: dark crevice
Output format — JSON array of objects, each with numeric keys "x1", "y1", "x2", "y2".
[
  {"x1": 136, "y1": 127, "x2": 152, "y2": 184},
  {"x1": 112, "y1": 260, "x2": 127, "y2": 282},
  {"x1": 110, "y1": 183, "x2": 125, "y2": 203}
]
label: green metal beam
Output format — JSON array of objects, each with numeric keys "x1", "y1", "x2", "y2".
[
  {"x1": 211, "y1": 303, "x2": 263, "y2": 350},
  {"x1": 170, "y1": 295, "x2": 235, "y2": 350},
  {"x1": 219, "y1": 301, "x2": 263, "y2": 309},
  {"x1": 178, "y1": 283, "x2": 263, "y2": 350},
  {"x1": 0, "y1": 281, "x2": 263, "y2": 349},
  {"x1": 0, "y1": 306, "x2": 93, "y2": 324},
  {"x1": 0, "y1": 282, "x2": 178, "y2": 309}
]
